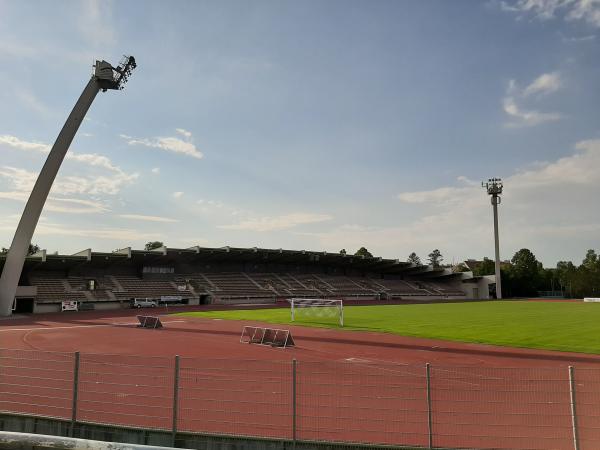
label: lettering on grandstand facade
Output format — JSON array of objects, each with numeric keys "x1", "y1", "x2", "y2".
[{"x1": 142, "y1": 266, "x2": 175, "y2": 274}]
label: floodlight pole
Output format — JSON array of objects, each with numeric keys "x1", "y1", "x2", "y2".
[
  {"x1": 0, "y1": 57, "x2": 136, "y2": 317},
  {"x1": 482, "y1": 178, "x2": 503, "y2": 299}
]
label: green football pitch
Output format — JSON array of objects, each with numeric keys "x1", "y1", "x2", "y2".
[{"x1": 177, "y1": 301, "x2": 600, "y2": 354}]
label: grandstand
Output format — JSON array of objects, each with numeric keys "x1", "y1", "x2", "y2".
[{"x1": 1, "y1": 245, "x2": 494, "y2": 313}]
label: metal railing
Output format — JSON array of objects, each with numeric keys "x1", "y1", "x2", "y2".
[{"x1": 1, "y1": 348, "x2": 600, "y2": 450}]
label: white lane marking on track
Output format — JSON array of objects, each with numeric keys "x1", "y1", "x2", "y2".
[
  {"x1": 344, "y1": 357, "x2": 372, "y2": 363},
  {"x1": 0, "y1": 319, "x2": 188, "y2": 332},
  {"x1": 342, "y1": 356, "x2": 482, "y2": 387}
]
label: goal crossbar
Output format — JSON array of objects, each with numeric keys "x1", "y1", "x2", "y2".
[{"x1": 289, "y1": 298, "x2": 344, "y2": 327}]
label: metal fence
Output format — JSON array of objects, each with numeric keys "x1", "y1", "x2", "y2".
[{"x1": 1, "y1": 348, "x2": 600, "y2": 450}]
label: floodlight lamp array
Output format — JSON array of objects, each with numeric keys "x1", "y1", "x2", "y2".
[
  {"x1": 113, "y1": 55, "x2": 137, "y2": 90},
  {"x1": 482, "y1": 177, "x2": 503, "y2": 196},
  {"x1": 94, "y1": 55, "x2": 137, "y2": 91}
]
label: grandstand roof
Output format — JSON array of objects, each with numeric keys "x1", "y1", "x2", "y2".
[{"x1": 0, "y1": 245, "x2": 443, "y2": 275}]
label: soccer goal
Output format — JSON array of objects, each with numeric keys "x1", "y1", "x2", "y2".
[{"x1": 289, "y1": 298, "x2": 344, "y2": 327}]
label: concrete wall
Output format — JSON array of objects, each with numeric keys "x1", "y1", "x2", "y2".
[
  {"x1": 462, "y1": 276, "x2": 495, "y2": 299},
  {"x1": 0, "y1": 413, "x2": 410, "y2": 450},
  {"x1": 33, "y1": 303, "x2": 61, "y2": 314},
  {"x1": 15, "y1": 286, "x2": 37, "y2": 297},
  {"x1": 92, "y1": 301, "x2": 123, "y2": 311}
]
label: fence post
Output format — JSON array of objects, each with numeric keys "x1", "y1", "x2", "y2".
[
  {"x1": 426, "y1": 363, "x2": 433, "y2": 449},
  {"x1": 569, "y1": 366, "x2": 580, "y2": 450},
  {"x1": 172, "y1": 355, "x2": 180, "y2": 447},
  {"x1": 70, "y1": 352, "x2": 80, "y2": 438},
  {"x1": 292, "y1": 358, "x2": 297, "y2": 449}
]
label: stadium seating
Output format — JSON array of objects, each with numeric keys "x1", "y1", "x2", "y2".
[
  {"x1": 418, "y1": 281, "x2": 466, "y2": 297},
  {"x1": 201, "y1": 272, "x2": 276, "y2": 300},
  {"x1": 26, "y1": 270, "x2": 465, "y2": 307},
  {"x1": 273, "y1": 274, "x2": 324, "y2": 297},
  {"x1": 376, "y1": 279, "x2": 432, "y2": 297},
  {"x1": 314, "y1": 275, "x2": 378, "y2": 297},
  {"x1": 112, "y1": 276, "x2": 192, "y2": 300},
  {"x1": 29, "y1": 276, "x2": 86, "y2": 304}
]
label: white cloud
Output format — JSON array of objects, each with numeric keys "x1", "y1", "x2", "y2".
[
  {"x1": 120, "y1": 130, "x2": 203, "y2": 159},
  {"x1": 0, "y1": 135, "x2": 48, "y2": 152},
  {"x1": 500, "y1": 0, "x2": 567, "y2": 20},
  {"x1": 566, "y1": 0, "x2": 600, "y2": 27},
  {"x1": 523, "y1": 72, "x2": 562, "y2": 97},
  {"x1": 399, "y1": 139, "x2": 600, "y2": 204},
  {"x1": 0, "y1": 134, "x2": 139, "y2": 195},
  {"x1": 502, "y1": 73, "x2": 563, "y2": 127},
  {"x1": 0, "y1": 134, "x2": 138, "y2": 218},
  {"x1": 390, "y1": 138, "x2": 600, "y2": 263},
  {"x1": 0, "y1": 167, "x2": 36, "y2": 192},
  {"x1": 118, "y1": 214, "x2": 179, "y2": 223},
  {"x1": 457, "y1": 175, "x2": 479, "y2": 186},
  {"x1": 398, "y1": 186, "x2": 471, "y2": 204},
  {"x1": 175, "y1": 128, "x2": 192, "y2": 139},
  {"x1": 173, "y1": 191, "x2": 184, "y2": 199},
  {"x1": 0, "y1": 191, "x2": 30, "y2": 203},
  {"x1": 0, "y1": 164, "x2": 136, "y2": 197},
  {"x1": 0, "y1": 190, "x2": 108, "y2": 214},
  {"x1": 500, "y1": 0, "x2": 600, "y2": 27},
  {"x1": 44, "y1": 197, "x2": 109, "y2": 214},
  {"x1": 503, "y1": 97, "x2": 562, "y2": 127},
  {"x1": 151, "y1": 167, "x2": 160, "y2": 174},
  {"x1": 561, "y1": 33, "x2": 596, "y2": 42},
  {"x1": 219, "y1": 213, "x2": 333, "y2": 232},
  {"x1": 35, "y1": 224, "x2": 161, "y2": 241}
]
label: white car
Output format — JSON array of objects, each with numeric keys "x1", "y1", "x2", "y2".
[{"x1": 132, "y1": 299, "x2": 158, "y2": 308}]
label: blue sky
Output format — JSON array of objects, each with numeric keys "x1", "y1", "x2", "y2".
[{"x1": 0, "y1": 0, "x2": 599, "y2": 266}]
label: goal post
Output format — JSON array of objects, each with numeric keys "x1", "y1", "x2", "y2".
[{"x1": 289, "y1": 298, "x2": 344, "y2": 327}]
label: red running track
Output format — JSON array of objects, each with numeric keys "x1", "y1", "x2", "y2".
[{"x1": 1, "y1": 306, "x2": 600, "y2": 449}]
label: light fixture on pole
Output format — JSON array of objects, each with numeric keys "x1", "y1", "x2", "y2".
[
  {"x1": 482, "y1": 177, "x2": 503, "y2": 299},
  {"x1": 0, "y1": 56, "x2": 137, "y2": 317}
]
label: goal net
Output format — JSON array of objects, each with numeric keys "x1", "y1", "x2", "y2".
[{"x1": 289, "y1": 298, "x2": 344, "y2": 327}]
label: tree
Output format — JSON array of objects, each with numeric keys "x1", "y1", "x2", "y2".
[
  {"x1": 582, "y1": 249, "x2": 599, "y2": 270},
  {"x1": 339, "y1": 249, "x2": 347, "y2": 256},
  {"x1": 28, "y1": 243, "x2": 40, "y2": 255},
  {"x1": 473, "y1": 257, "x2": 495, "y2": 277},
  {"x1": 428, "y1": 249, "x2": 443, "y2": 267},
  {"x1": 509, "y1": 248, "x2": 543, "y2": 296},
  {"x1": 144, "y1": 241, "x2": 164, "y2": 251},
  {"x1": 354, "y1": 247, "x2": 373, "y2": 258},
  {"x1": 555, "y1": 261, "x2": 576, "y2": 292},
  {"x1": 580, "y1": 249, "x2": 600, "y2": 297},
  {"x1": 407, "y1": 252, "x2": 421, "y2": 265}
]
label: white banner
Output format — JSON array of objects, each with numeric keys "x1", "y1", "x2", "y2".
[{"x1": 61, "y1": 300, "x2": 78, "y2": 311}]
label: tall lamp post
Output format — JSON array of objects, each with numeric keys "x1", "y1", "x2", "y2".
[
  {"x1": 482, "y1": 178, "x2": 503, "y2": 299},
  {"x1": 0, "y1": 56, "x2": 136, "y2": 317}
]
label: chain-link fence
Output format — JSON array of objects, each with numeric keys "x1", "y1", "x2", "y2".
[{"x1": 1, "y1": 348, "x2": 600, "y2": 449}]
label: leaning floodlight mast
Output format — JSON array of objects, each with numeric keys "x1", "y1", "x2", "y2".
[
  {"x1": 0, "y1": 56, "x2": 137, "y2": 317},
  {"x1": 482, "y1": 177, "x2": 503, "y2": 299}
]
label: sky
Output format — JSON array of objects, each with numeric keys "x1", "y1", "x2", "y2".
[{"x1": 0, "y1": 0, "x2": 599, "y2": 267}]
